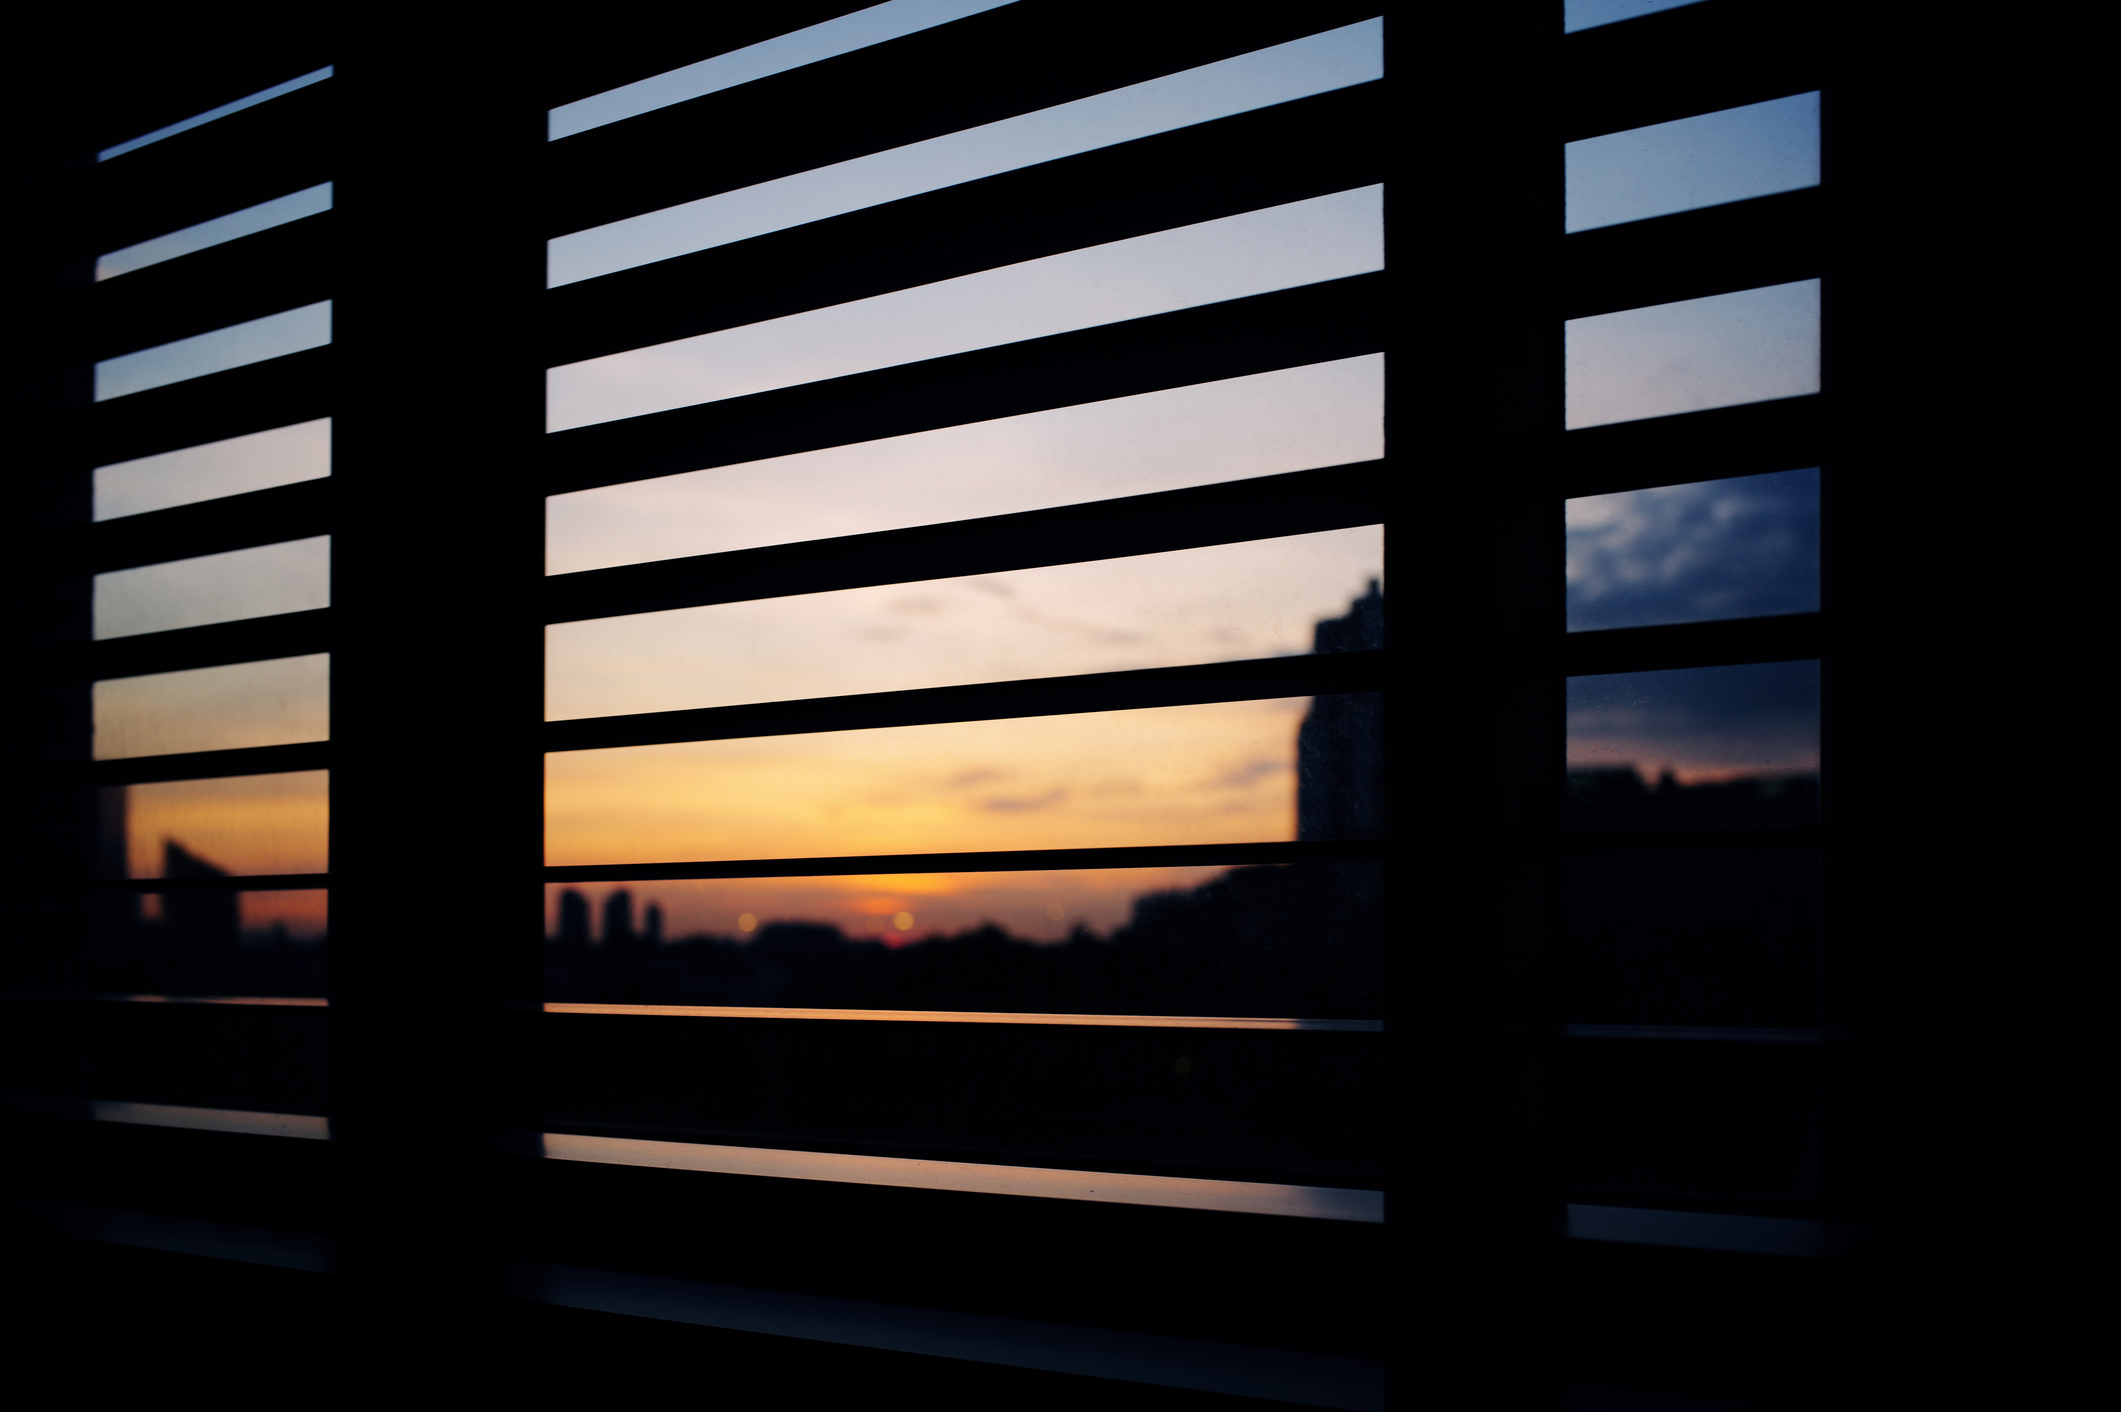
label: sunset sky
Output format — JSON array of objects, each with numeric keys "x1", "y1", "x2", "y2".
[
  {"x1": 94, "y1": 654, "x2": 329, "y2": 762},
  {"x1": 548, "y1": 527, "x2": 1382, "y2": 718},
  {"x1": 546, "y1": 353, "x2": 1383, "y2": 572},
  {"x1": 1566, "y1": 660, "x2": 1820, "y2": 784},
  {"x1": 130, "y1": 888, "x2": 330, "y2": 942},
  {"x1": 545, "y1": 696, "x2": 1313, "y2": 867},
  {"x1": 546, "y1": 866, "x2": 1234, "y2": 945},
  {"x1": 114, "y1": 771, "x2": 329, "y2": 880},
  {"x1": 81, "y1": 3, "x2": 1839, "y2": 965}
]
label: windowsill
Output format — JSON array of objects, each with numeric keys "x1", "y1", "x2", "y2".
[
  {"x1": 0, "y1": 1194, "x2": 332, "y2": 1273},
  {"x1": 1567, "y1": 1204, "x2": 2121, "y2": 1276},
  {"x1": 412, "y1": 1253, "x2": 1387, "y2": 1411}
]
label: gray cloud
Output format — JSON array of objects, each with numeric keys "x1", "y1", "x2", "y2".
[
  {"x1": 1567, "y1": 468, "x2": 1818, "y2": 633},
  {"x1": 1209, "y1": 758, "x2": 1291, "y2": 790},
  {"x1": 977, "y1": 789, "x2": 1069, "y2": 813}
]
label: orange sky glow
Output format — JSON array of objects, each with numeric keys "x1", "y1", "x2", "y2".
[
  {"x1": 544, "y1": 697, "x2": 1308, "y2": 867},
  {"x1": 546, "y1": 866, "x2": 1237, "y2": 944}
]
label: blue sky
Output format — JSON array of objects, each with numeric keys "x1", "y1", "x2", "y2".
[
  {"x1": 1568, "y1": 660, "x2": 1820, "y2": 784},
  {"x1": 98, "y1": 184, "x2": 332, "y2": 281},
  {"x1": 1565, "y1": 0, "x2": 1704, "y2": 34},
  {"x1": 98, "y1": 66, "x2": 332, "y2": 161},
  {"x1": 89, "y1": 9, "x2": 1832, "y2": 867},
  {"x1": 1567, "y1": 279, "x2": 1819, "y2": 430},
  {"x1": 1567, "y1": 92, "x2": 1818, "y2": 233},
  {"x1": 547, "y1": 185, "x2": 1381, "y2": 432},
  {"x1": 547, "y1": 527, "x2": 1382, "y2": 719},
  {"x1": 549, "y1": 20, "x2": 1382, "y2": 286},
  {"x1": 548, "y1": 0, "x2": 1017, "y2": 140},
  {"x1": 93, "y1": 302, "x2": 331, "y2": 402}
]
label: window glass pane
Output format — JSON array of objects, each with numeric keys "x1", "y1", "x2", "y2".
[
  {"x1": 97, "y1": 183, "x2": 333, "y2": 281},
  {"x1": 94, "y1": 302, "x2": 332, "y2": 402},
  {"x1": 1568, "y1": 849, "x2": 1819, "y2": 1030},
  {"x1": 544, "y1": 861, "x2": 1381, "y2": 1017},
  {"x1": 1566, "y1": 469, "x2": 1819, "y2": 632},
  {"x1": 100, "y1": 771, "x2": 330, "y2": 878},
  {"x1": 547, "y1": 694, "x2": 1387, "y2": 865},
  {"x1": 94, "y1": 419, "x2": 331, "y2": 521},
  {"x1": 94, "y1": 655, "x2": 329, "y2": 760},
  {"x1": 548, "y1": 528, "x2": 1383, "y2": 719},
  {"x1": 548, "y1": 355, "x2": 1380, "y2": 574},
  {"x1": 549, "y1": 0, "x2": 1018, "y2": 140},
  {"x1": 1567, "y1": 661, "x2": 1820, "y2": 832},
  {"x1": 1566, "y1": 93, "x2": 1818, "y2": 234},
  {"x1": 98, "y1": 66, "x2": 333, "y2": 161},
  {"x1": 1564, "y1": 0, "x2": 1706, "y2": 32},
  {"x1": 551, "y1": 20, "x2": 1383, "y2": 286},
  {"x1": 546, "y1": 187, "x2": 1381, "y2": 432},
  {"x1": 1565, "y1": 280, "x2": 1819, "y2": 430},
  {"x1": 94, "y1": 537, "x2": 329, "y2": 640}
]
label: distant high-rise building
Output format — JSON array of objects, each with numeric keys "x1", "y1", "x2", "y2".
[
  {"x1": 96, "y1": 787, "x2": 130, "y2": 881},
  {"x1": 91, "y1": 787, "x2": 139, "y2": 957},
  {"x1": 556, "y1": 890, "x2": 592, "y2": 950},
  {"x1": 602, "y1": 889, "x2": 637, "y2": 949},
  {"x1": 162, "y1": 840, "x2": 241, "y2": 978},
  {"x1": 1297, "y1": 581, "x2": 1384, "y2": 841}
]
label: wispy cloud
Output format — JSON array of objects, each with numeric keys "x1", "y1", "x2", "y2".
[
  {"x1": 1209, "y1": 759, "x2": 1289, "y2": 790},
  {"x1": 977, "y1": 788, "x2": 1068, "y2": 813}
]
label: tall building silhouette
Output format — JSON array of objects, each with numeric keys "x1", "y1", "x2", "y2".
[
  {"x1": 1297, "y1": 580, "x2": 1384, "y2": 841},
  {"x1": 96, "y1": 786, "x2": 129, "y2": 881},
  {"x1": 601, "y1": 889, "x2": 633, "y2": 948},
  {"x1": 556, "y1": 889, "x2": 592, "y2": 951},
  {"x1": 92, "y1": 787, "x2": 138, "y2": 962},
  {"x1": 162, "y1": 841, "x2": 241, "y2": 986}
]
